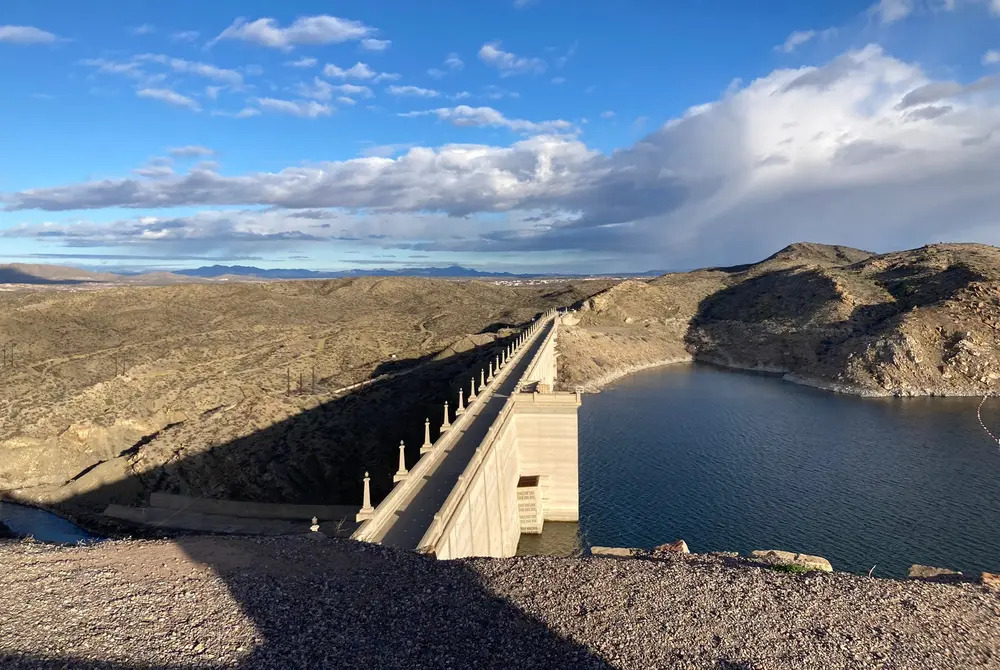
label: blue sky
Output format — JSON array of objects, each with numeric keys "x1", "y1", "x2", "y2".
[{"x1": 2, "y1": 0, "x2": 999, "y2": 273}]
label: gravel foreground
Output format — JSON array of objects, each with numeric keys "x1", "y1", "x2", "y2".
[{"x1": 1, "y1": 536, "x2": 998, "y2": 669}]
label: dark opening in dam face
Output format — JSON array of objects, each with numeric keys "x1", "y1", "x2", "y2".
[{"x1": 518, "y1": 363, "x2": 1000, "y2": 578}]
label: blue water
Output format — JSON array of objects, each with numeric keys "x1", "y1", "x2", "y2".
[
  {"x1": 522, "y1": 364, "x2": 1000, "y2": 578},
  {"x1": 0, "y1": 502, "x2": 100, "y2": 544}
]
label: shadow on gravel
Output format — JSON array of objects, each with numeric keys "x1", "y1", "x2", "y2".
[
  {"x1": 1, "y1": 539, "x2": 609, "y2": 669},
  {"x1": 3, "y1": 319, "x2": 613, "y2": 668}
]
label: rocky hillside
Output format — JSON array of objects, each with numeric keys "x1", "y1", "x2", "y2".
[
  {"x1": 559, "y1": 243, "x2": 1000, "y2": 397},
  {"x1": 0, "y1": 277, "x2": 610, "y2": 518}
]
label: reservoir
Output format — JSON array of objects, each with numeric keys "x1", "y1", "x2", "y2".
[
  {"x1": 519, "y1": 364, "x2": 1000, "y2": 578},
  {"x1": 0, "y1": 501, "x2": 99, "y2": 545}
]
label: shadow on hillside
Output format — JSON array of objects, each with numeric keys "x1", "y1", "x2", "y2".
[
  {"x1": 0, "y1": 268, "x2": 93, "y2": 285},
  {"x1": 2, "y1": 318, "x2": 611, "y2": 668},
  {"x1": 684, "y1": 265, "x2": 983, "y2": 372}
]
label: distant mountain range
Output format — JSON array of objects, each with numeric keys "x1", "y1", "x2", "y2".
[
  {"x1": 0, "y1": 262, "x2": 667, "y2": 285},
  {"x1": 172, "y1": 264, "x2": 530, "y2": 279}
]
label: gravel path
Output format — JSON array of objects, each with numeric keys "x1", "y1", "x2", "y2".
[{"x1": 1, "y1": 536, "x2": 998, "y2": 669}]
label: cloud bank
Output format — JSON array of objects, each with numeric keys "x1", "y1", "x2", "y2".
[{"x1": 7, "y1": 45, "x2": 1000, "y2": 267}]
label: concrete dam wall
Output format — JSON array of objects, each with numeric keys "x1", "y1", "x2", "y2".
[{"x1": 351, "y1": 311, "x2": 581, "y2": 560}]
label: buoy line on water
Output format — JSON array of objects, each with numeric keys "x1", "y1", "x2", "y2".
[{"x1": 976, "y1": 395, "x2": 1000, "y2": 446}]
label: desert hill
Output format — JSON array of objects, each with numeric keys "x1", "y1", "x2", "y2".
[
  {"x1": 0, "y1": 276, "x2": 613, "y2": 520},
  {"x1": 559, "y1": 242, "x2": 1000, "y2": 397}
]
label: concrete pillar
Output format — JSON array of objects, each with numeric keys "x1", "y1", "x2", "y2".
[
  {"x1": 420, "y1": 418, "x2": 433, "y2": 454},
  {"x1": 456, "y1": 387, "x2": 465, "y2": 415},
  {"x1": 441, "y1": 401, "x2": 451, "y2": 432},
  {"x1": 480, "y1": 368, "x2": 486, "y2": 390},
  {"x1": 393, "y1": 441, "x2": 409, "y2": 483},
  {"x1": 469, "y1": 377, "x2": 477, "y2": 402},
  {"x1": 487, "y1": 361, "x2": 495, "y2": 383},
  {"x1": 496, "y1": 354, "x2": 501, "y2": 371},
  {"x1": 356, "y1": 472, "x2": 374, "y2": 521}
]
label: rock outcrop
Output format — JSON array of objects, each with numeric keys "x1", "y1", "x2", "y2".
[
  {"x1": 559, "y1": 242, "x2": 1000, "y2": 398},
  {"x1": 750, "y1": 549, "x2": 834, "y2": 572}
]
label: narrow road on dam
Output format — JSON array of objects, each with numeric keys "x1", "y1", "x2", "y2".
[{"x1": 378, "y1": 319, "x2": 554, "y2": 550}]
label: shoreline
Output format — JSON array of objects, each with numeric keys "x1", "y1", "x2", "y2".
[{"x1": 571, "y1": 349, "x2": 991, "y2": 399}]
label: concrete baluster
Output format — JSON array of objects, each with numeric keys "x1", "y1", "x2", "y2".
[
  {"x1": 356, "y1": 471, "x2": 374, "y2": 521},
  {"x1": 420, "y1": 418, "x2": 433, "y2": 454},
  {"x1": 441, "y1": 401, "x2": 451, "y2": 432},
  {"x1": 393, "y1": 441, "x2": 409, "y2": 483},
  {"x1": 480, "y1": 368, "x2": 486, "y2": 390},
  {"x1": 469, "y1": 377, "x2": 477, "y2": 402},
  {"x1": 495, "y1": 354, "x2": 501, "y2": 371},
  {"x1": 456, "y1": 387, "x2": 465, "y2": 415},
  {"x1": 487, "y1": 361, "x2": 494, "y2": 383}
]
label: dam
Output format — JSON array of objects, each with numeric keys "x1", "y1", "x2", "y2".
[{"x1": 351, "y1": 310, "x2": 581, "y2": 559}]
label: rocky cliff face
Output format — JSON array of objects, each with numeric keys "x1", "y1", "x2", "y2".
[{"x1": 559, "y1": 243, "x2": 1000, "y2": 397}]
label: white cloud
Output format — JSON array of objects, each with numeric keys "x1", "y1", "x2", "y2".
[
  {"x1": 323, "y1": 61, "x2": 376, "y2": 79},
  {"x1": 212, "y1": 15, "x2": 373, "y2": 50},
  {"x1": 253, "y1": 97, "x2": 332, "y2": 118},
  {"x1": 136, "y1": 54, "x2": 244, "y2": 86},
  {"x1": 10, "y1": 46, "x2": 1000, "y2": 268},
  {"x1": 212, "y1": 107, "x2": 260, "y2": 119},
  {"x1": 600, "y1": 110, "x2": 615, "y2": 119},
  {"x1": 0, "y1": 25, "x2": 60, "y2": 44},
  {"x1": 445, "y1": 53, "x2": 464, "y2": 70},
  {"x1": 361, "y1": 38, "x2": 391, "y2": 51},
  {"x1": 388, "y1": 85, "x2": 440, "y2": 98},
  {"x1": 872, "y1": 0, "x2": 914, "y2": 23},
  {"x1": 483, "y1": 85, "x2": 519, "y2": 100},
  {"x1": 137, "y1": 88, "x2": 201, "y2": 112},
  {"x1": 331, "y1": 83, "x2": 374, "y2": 98},
  {"x1": 286, "y1": 57, "x2": 318, "y2": 68},
  {"x1": 400, "y1": 105, "x2": 572, "y2": 133},
  {"x1": 169, "y1": 145, "x2": 215, "y2": 158},
  {"x1": 985, "y1": 50, "x2": 1000, "y2": 65},
  {"x1": 427, "y1": 68, "x2": 446, "y2": 79},
  {"x1": 171, "y1": 30, "x2": 200, "y2": 42},
  {"x1": 130, "y1": 24, "x2": 155, "y2": 36},
  {"x1": 80, "y1": 57, "x2": 145, "y2": 78},
  {"x1": 337, "y1": 96, "x2": 357, "y2": 106},
  {"x1": 295, "y1": 77, "x2": 336, "y2": 100},
  {"x1": 776, "y1": 30, "x2": 816, "y2": 53},
  {"x1": 551, "y1": 76, "x2": 566, "y2": 85},
  {"x1": 374, "y1": 72, "x2": 400, "y2": 83},
  {"x1": 993, "y1": 0, "x2": 1000, "y2": 14},
  {"x1": 478, "y1": 42, "x2": 546, "y2": 76}
]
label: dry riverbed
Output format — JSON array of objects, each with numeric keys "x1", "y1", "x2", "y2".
[{"x1": 1, "y1": 536, "x2": 998, "y2": 669}]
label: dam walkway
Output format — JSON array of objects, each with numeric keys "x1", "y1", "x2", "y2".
[{"x1": 377, "y1": 319, "x2": 555, "y2": 549}]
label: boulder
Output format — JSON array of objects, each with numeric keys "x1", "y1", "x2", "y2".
[
  {"x1": 653, "y1": 540, "x2": 690, "y2": 554},
  {"x1": 590, "y1": 546, "x2": 641, "y2": 558},
  {"x1": 908, "y1": 564, "x2": 962, "y2": 579},
  {"x1": 981, "y1": 572, "x2": 1000, "y2": 590},
  {"x1": 750, "y1": 550, "x2": 833, "y2": 572}
]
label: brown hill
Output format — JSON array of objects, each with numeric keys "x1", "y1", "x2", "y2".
[
  {"x1": 559, "y1": 242, "x2": 1000, "y2": 397},
  {"x1": 0, "y1": 276, "x2": 611, "y2": 519}
]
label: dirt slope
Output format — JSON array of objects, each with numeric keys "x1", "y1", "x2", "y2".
[{"x1": 0, "y1": 277, "x2": 608, "y2": 516}]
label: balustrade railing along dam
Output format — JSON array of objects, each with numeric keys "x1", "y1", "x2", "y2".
[{"x1": 351, "y1": 309, "x2": 581, "y2": 559}]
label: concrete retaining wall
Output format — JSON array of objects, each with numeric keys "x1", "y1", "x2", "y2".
[{"x1": 512, "y1": 392, "x2": 581, "y2": 522}]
